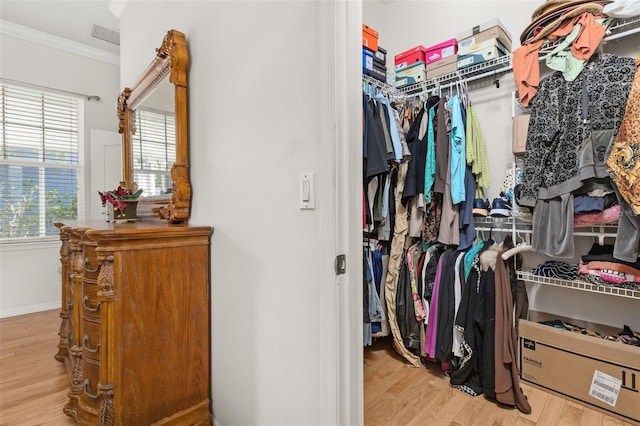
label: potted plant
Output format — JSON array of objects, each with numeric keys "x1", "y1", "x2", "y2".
[{"x1": 98, "y1": 185, "x2": 143, "y2": 222}]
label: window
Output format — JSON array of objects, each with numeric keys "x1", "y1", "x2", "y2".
[
  {"x1": 132, "y1": 108, "x2": 175, "y2": 197},
  {"x1": 0, "y1": 84, "x2": 83, "y2": 240}
]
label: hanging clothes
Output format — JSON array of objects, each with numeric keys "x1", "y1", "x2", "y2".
[
  {"x1": 384, "y1": 162, "x2": 423, "y2": 367},
  {"x1": 363, "y1": 94, "x2": 390, "y2": 179},
  {"x1": 448, "y1": 95, "x2": 467, "y2": 205},
  {"x1": 493, "y1": 249, "x2": 532, "y2": 414},
  {"x1": 519, "y1": 53, "x2": 636, "y2": 258},
  {"x1": 465, "y1": 105, "x2": 491, "y2": 196}
]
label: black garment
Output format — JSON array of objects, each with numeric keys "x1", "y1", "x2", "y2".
[
  {"x1": 401, "y1": 107, "x2": 426, "y2": 204},
  {"x1": 477, "y1": 265, "x2": 496, "y2": 399},
  {"x1": 449, "y1": 254, "x2": 483, "y2": 395},
  {"x1": 402, "y1": 96, "x2": 440, "y2": 205},
  {"x1": 435, "y1": 249, "x2": 458, "y2": 363},
  {"x1": 433, "y1": 97, "x2": 450, "y2": 194},
  {"x1": 363, "y1": 253, "x2": 370, "y2": 324},
  {"x1": 450, "y1": 243, "x2": 495, "y2": 396},
  {"x1": 364, "y1": 95, "x2": 390, "y2": 179},
  {"x1": 396, "y1": 250, "x2": 421, "y2": 351}
]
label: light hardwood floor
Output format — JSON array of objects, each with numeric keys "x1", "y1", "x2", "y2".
[
  {"x1": 364, "y1": 336, "x2": 637, "y2": 426},
  {"x1": 1, "y1": 310, "x2": 636, "y2": 426},
  {"x1": 0, "y1": 309, "x2": 74, "y2": 425}
]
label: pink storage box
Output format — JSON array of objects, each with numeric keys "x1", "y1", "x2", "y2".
[
  {"x1": 424, "y1": 38, "x2": 457, "y2": 64},
  {"x1": 394, "y1": 45, "x2": 427, "y2": 71}
]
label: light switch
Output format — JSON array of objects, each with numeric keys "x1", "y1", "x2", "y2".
[
  {"x1": 302, "y1": 180, "x2": 311, "y2": 202},
  {"x1": 299, "y1": 172, "x2": 315, "y2": 210}
]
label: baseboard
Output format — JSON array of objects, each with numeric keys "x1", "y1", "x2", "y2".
[{"x1": 0, "y1": 302, "x2": 60, "y2": 319}]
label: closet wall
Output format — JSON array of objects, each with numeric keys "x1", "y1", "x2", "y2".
[{"x1": 364, "y1": 1, "x2": 640, "y2": 331}]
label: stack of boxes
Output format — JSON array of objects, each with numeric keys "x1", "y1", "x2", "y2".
[
  {"x1": 456, "y1": 18, "x2": 512, "y2": 70},
  {"x1": 394, "y1": 46, "x2": 427, "y2": 88},
  {"x1": 362, "y1": 24, "x2": 387, "y2": 83},
  {"x1": 394, "y1": 38, "x2": 459, "y2": 87},
  {"x1": 424, "y1": 38, "x2": 458, "y2": 80},
  {"x1": 369, "y1": 19, "x2": 513, "y2": 89}
]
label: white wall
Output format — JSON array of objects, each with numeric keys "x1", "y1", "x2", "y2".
[
  {"x1": 119, "y1": 2, "x2": 358, "y2": 425},
  {"x1": 0, "y1": 30, "x2": 120, "y2": 317},
  {"x1": 364, "y1": 1, "x2": 640, "y2": 330}
]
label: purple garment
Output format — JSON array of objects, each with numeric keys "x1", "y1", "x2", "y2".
[{"x1": 425, "y1": 255, "x2": 444, "y2": 358}]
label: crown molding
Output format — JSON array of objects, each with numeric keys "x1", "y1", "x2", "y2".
[{"x1": 0, "y1": 20, "x2": 119, "y2": 66}]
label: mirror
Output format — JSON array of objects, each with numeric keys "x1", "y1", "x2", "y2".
[{"x1": 117, "y1": 29, "x2": 190, "y2": 223}]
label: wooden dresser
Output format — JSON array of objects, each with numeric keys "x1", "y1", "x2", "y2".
[{"x1": 54, "y1": 220, "x2": 213, "y2": 425}]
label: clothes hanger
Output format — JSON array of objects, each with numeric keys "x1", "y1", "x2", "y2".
[
  {"x1": 487, "y1": 227, "x2": 495, "y2": 246},
  {"x1": 501, "y1": 230, "x2": 532, "y2": 260}
]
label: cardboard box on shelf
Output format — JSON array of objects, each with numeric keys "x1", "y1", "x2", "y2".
[
  {"x1": 364, "y1": 61, "x2": 386, "y2": 83},
  {"x1": 395, "y1": 61, "x2": 426, "y2": 88},
  {"x1": 424, "y1": 38, "x2": 457, "y2": 64},
  {"x1": 457, "y1": 38, "x2": 508, "y2": 69},
  {"x1": 362, "y1": 24, "x2": 379, "y2": 52},
  {"x1": 395, "y1": 45, "x2": 427, "y2": 71},
  {"x1": 426, "y1": 55, "x2": 458, "y2": 80},
  {"x1": 457, "y1": 18, "x2": 513, "y2": 53},
  {"x1": 519, "y1": 320, "x2": 640, "y2": 424},
  {"x1": 362, "y1": 48, "x2": 374, "y2": 73},
  {"x1": 374, "y1": 46, "x2": 387, "y2": 66}
]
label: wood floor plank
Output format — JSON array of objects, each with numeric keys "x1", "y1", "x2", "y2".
[
  {"x1": 0, "y1": 310, "x2": 74, "y2": 426},
  {"x1": 364, "y1": 336, "x2": 634, "y2": 426},
  {"x1": 1, "y1": 311, "x2": 637, "y2": 425}
]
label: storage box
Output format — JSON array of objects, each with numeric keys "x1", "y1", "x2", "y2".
[
  {"x1": 395, "y1": 61, "x2": 426, "y2": 88},
  {"x1": 519, "y1": 320, "x2": 640, "y2": 424},
  {"x1": 457, "y1": 18, "x2": 513, "y2": 53},
  {"x1": 363, "y1": 49, "x2": 374, "y2": 71},
  {"x1": 395, "y1": 45, "x2": 427, "y2": 71},
  {"x1": 374, "y1": 46, "x2": 387, "y2": 66},
  {"x1": 362, "y1": 24, "x2": 379, "y2": 52},
  {"x1": 426, "y1": 55, "x2": 458, "y2": 79},
  {"x1": 457, "y1": 38, "x2": 508, "y2": 69},
  {"x1": 364, "y1": 62, "x2": 386, "y2": 83},
  {"x1": 424, "y1": 38, "x2": 457, "y2": 64},
  {"x1": 362, "y1": 48, "x2": 374, "y2": 72}
]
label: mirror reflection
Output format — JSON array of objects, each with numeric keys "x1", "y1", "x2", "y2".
[{"x1": 132, "y1": 76, "x2": 176, "y2": 197}]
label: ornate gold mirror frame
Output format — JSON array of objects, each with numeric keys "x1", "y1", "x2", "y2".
[{"x1": 117, "y1": 29, "x2": 190, "y2": 223}]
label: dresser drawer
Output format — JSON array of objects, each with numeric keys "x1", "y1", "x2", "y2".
[
  {"x1": 81, "y1": 315, "x2": 101, "y2": 361},
  {"x1": 82, "y1": 246, "x2": 100, "y2": 280},
  {"x1": 81, "y1": 356, "x2": 102, "y2": 408},
  {"x1": 82, "y1": 281, "x2": 102, "y2": 319}
]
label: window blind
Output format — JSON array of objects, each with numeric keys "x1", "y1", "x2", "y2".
[
  {"x1": 132, "y1": 108, "x2": 175, "y2": 197},
  {"x1": 0, "y1": 85, "x2": 82, "y2": 239}
]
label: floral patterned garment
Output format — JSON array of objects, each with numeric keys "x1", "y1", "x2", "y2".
[
  {"x1": 519, "y1": 54, "x2": 636, "y2": 207},
  {"x1": 606, "y1": 54, "x2": 640, "y2": 214}
]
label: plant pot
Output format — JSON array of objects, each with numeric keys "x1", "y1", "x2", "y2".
[{"x1": 106, "y1": 200, "x2": 138, "y2": 222}]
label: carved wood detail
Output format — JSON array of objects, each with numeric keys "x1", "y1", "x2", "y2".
[
  {"x1": 117, "y1": 29, "x2": 191, "y2": 223},
  {"x1": 55, "y1": 221, "x2": 213, "y2": 425}
]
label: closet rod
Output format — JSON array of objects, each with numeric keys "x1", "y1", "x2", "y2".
[
  {"x1": 0, "y1": 78, "x2": 101, "y2": 101},
  {"x1": 438, "y1": 65, "x2": 513, "y2": 90},
  {"x1": 603, "y1": 25, "x2": 640, "y2": 43}
]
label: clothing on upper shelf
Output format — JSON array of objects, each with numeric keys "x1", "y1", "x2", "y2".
[
  {"x1": 519, "y1": 53, "x2": 636, "y2": 258},
  {"x1": 513, "y1": 11, "x2": 608, "y2": 107}
]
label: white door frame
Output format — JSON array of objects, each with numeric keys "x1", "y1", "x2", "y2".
[
  {"x1": 89, "y1": 129, "x2": 122, "y2": 220},
  {"x1": 318, "y1": 1, "x2": 363, "y2": 425}
]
